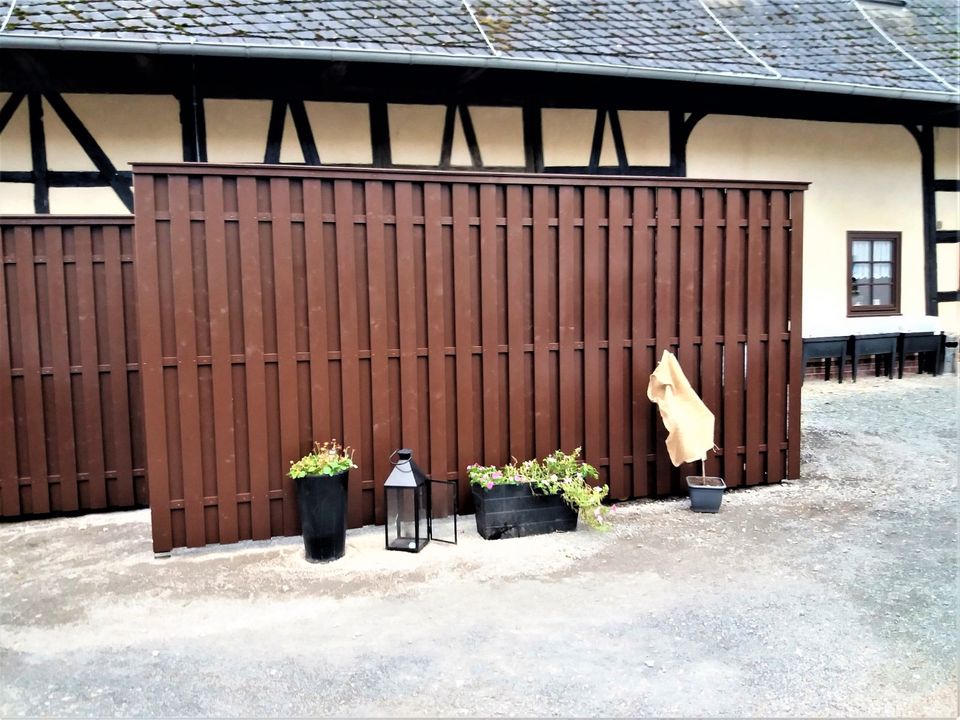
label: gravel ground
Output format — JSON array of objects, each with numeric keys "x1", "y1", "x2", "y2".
[{"x1": 1, "y1": 374, "x2": 957, "y2": 718}]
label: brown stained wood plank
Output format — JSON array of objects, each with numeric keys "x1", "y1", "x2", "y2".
[
  {"x1": 582, "y1": 187, "x2": 602, "y2": 478},
  {"x1": 701, "y1": 189, "x2": 723, "y2": 479},
  {"x1": 557, "y1": 186, "x2": 577, "y2": 454},
  {"x1": 303, "y1": 179, "x2": 331, "y2": 445},
  {"x1": 134, "y1": 176, "x2": 173, "y2": 552},
  {"x1": 653, "y1": 188, "x2": 677, "y2": 495},
  {"x1": 203, "y1": 175, "x2": 239, "y2": 544},
  {"x1": 722, "y1": 190, "x2": 745, "y2": 489},
  {"x1": 630, "y1": 187, "x2": 653, "y2": 497},
  {"x1": 333, "y1": 180, "x2": 364, "y2": 528},
  {"x1": 451, "y1": 183, "x2": 475, "y2": 491},
  {"x1": 787, "y1": 192, "x2": 804, "y2": 479},
  {"x1": 479, "y1": 184, "x2": 501, "y2": 464},
  {"x1": 606, "y1": 187, "x2": 627, "y2": 499},
  {"x1": 74, "y1": 225, "x2": 107, "y2": 509},
  {"x1": 744, "y1": 190, "x2": 766, "y2": 487},
  {"x1": 0, "y1": 228, "x2": 18, "y2": 516},
  {"x1": 168, "y1": 176, "x2": 206, "y2": 547},
  {"x1": 505, "y1": 185, "x2": 527, "y2": 462},
  {"x1": 270, "y1": 178, "x2": 301, "y2": 537},
  {"x1": 14, "y1": 226, "x2": 50, "y2": 514},
  {"x1": 532, "y1": 186, "x2": 551, "y2": 458},
  {"x1": 424, "y1": 183, "x2": 448, "y2": 481},
  {"x1": 765, "y1": 192, "x2": 788, "y2": 484},
  {"x1": 678, "y1": 188, "x2": 698, "y2": 386},
  {"x1": 43, "y1": 226, "x2": 79, "y2": 511},
  {"x1": 365, "y1": 181, "x2": 392, "y2": 524},
  {"x1": 395, "y1": 182, "x2": 420, "y2": 452},
  {"x1": 103, "y1": 224, "x2": 134, "y2": 507},
  {"x1": 237, "y1": 176, "x2": 272, "y2": 540}
]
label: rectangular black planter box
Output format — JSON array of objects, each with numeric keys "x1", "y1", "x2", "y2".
[{"x1": 472, "y1": 483, "x2": 578, "y2": 540}]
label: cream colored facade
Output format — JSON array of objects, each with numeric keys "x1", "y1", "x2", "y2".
[{"x1": 0, "y1": 92, "x2": 956, "y2": 333}]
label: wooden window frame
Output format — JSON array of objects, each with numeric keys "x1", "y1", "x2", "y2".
[{"x1": 847, "y1": 231, "x2": 902, "y2": 317}]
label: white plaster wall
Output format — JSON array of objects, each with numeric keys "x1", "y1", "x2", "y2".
[
  {"x1": 687, "y1": 116, "x2": 932, "y2": 332},
  {"x1": 542, "y1": 108, "x2": 594, "y2": 167},
  {"x1": 0, "y1": 93, "x2": 32, "y2": 170},
  {"x1": 468, "y1": 106, "x2": 524, "y2": 168},
  {"x1": 205, "y1": 99, "x2": 272, "y2": 163},
  {"x1": 388, "y1": 104, "x2": 445, "y2": 165},
  {"x1": 304, "y1": 102, "x2": 372, "y2": 165},
  {"x1": 934, "y1": 127, "x2": 959, "y2": 180},
  {"x1": 619, "y1": 111, "x2": 670, "y2": 166},
  {"x1": 0, "y1": 183, "x2": 35, "y2": 214}
]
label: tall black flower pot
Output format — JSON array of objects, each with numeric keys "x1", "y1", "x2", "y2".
[
  {"x1": 472, "y1": 483, "x2": 577, "y2": 540},
  {"x1": 295, "y1": 471, "x2": 349, "y2": 562}
]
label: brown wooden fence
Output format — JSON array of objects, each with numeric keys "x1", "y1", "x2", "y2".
[
  {"x1": 0, "y1": 216, "x2": 147, "y2": 518},
  {"x1": 133, "y1": 164, "x2": 805, "y2": 553}
]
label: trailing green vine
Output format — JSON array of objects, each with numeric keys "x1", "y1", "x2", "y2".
[{"x1": 467, "y1": 448, "x2": 612, "y2": 530}]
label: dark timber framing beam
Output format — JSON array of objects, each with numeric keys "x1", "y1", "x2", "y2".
[
  {"x1": 522, "y1": 105, "x2": 543, "y2": 173},
  {"x1": 264, "y1": 99, "x2": 287, "y2": 164},
  {"x1": 288, "y1": 99, "x2": 320, "y2": 165},
  {"x1": 369, "y1": 101, "x2": 391, "y2": 167},
  {"x1": 440, "y1": 104, "x2": 483, "y2": 168},
  {"x1": 914, "y1": 125, "x2": 939, "y2": 316},
  {"x1": 27, "y1": 93, "x2": 49, "y2": 214},
  {"x1": 177, "y1": 86, "x2": 207, "y2": 162}
]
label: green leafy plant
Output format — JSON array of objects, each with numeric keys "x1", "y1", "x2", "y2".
[
  {"x1": 288, "y1": 439, "x2": 357, "y2": 479},
  {"x1": 467, "y1": 448, "x2": 612, "y2": 530}
]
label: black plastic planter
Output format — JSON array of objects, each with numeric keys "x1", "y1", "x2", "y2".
[
  {"x1": 295, "y1": 471, "x2": 349, "y2": 562},
  {"x1": 686, "y1": 476, "x2": 726, "y2": 513},
  {"x1": 472, "y1": 483, "x2": 577, "y2": 539}
]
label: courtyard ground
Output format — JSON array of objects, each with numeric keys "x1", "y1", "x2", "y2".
[{"x1": 1, "y1": 375, "x2": 957, "y2": 717}]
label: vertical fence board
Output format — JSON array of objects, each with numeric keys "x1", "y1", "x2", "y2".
[
  {"x1": 366, "y1": 181, "x2": 392, "y2": 522},
  {"x1": 479, "y1": 184, "x2": 501, "y2": 464},
  {"x1": 0, "y1": 229, "x2": 19, "y2": 516},
  {"x1": 75, "y1": 226, "x2": 107, "y2": 509},
  {"x1": 532, "y1": 185, "x2": 552, "y2": 459},
  {"x1": 395, "y1": 182, "x2": 420, "y2": 452},
  {"x1": 653, "y1": 188, "x2": 676, "y2": 494},
  {"x1": 168, "y1": 176, "x2": 206, "y2": 546},
  {"x1": 103, "y1": 224, "x2": 134, "y2": 507},
  {"x1": 787, "y1": 192, "x2": 804, "y2": 479},
  {"x1": 630, "y1": 188, "x2": 654, "y2": 497},
  {"x1": 557, "y1": 186, "x2": 577, "y2": 453},
  {"x1": 237, "y1": 177, "x2": 272, "y2": 540},
  {"x1": 303, "y1": 180, "x2": 331, "y2": 446},
  {"x1": 607, "y1": 187, "x2": 627, "y2": 499},
  {"x1": 203, "y1": 176, "x2": 240, "y2": 544},
  {"x1": 722, "y1": 191, "x2": 746, "y2": 489},
  {"x1": 505, "y1": 185, "x2": 527, "y2": 462},
  {"x1": 451, "y1": 183, "x2": 475, "y2": 496},
  {"x1": 701, "y1": 190, "x2": 723, "y2": 479},
  {"x1": 270, "y1": 178, "x2": 301, "y2": 536},
  {"x1": 333, "y1": 180, "x2": 364, "y2": 528},
  {"x1": 766, "y1": 192, "x2": 788, "y2": 484},
  {"x1": 44, "y1": 226, "x2": 79, "y2": 511},
  {"x1": 745, "y1": 190, "x2": 767, "y2": 486},
  {"x1": 424, "y1": 183, "x2": 448, "y2": 481},
  {"x1": 582, "y1": 187, "x2": 603, "y2": 476},
  {"x1": 15, "y1": 227, "x2": 50, "y2": 514}
]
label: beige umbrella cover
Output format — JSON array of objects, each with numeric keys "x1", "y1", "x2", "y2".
[{"x1": 646, "y1": 349, "x2": 715, "y2": 467}]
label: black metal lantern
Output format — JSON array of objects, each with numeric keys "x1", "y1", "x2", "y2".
[{"x1": 384, "y1": 449, "x2": 458, "y2": 552}]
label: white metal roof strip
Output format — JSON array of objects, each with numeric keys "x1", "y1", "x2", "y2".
[
  {"x1": 697, "y1": 0, "x2": 782, "y2": 79},
  {"x1": 852, "y1": 0, "x2": 958, "y2": 93}
]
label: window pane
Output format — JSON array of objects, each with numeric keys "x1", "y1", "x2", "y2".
[
  {"x1": 873, "y1": 240, "x2": 893, "y2": 262},
  {"x1": 851, "y1": 281, "x2": 871, "y2": 305},
  {"x1": 872, "y1": 284, "x2": 892, "y2": 306},
  {"x1": 873, "y1": 262, "x2": 892, "y2": 281},
  {"x1": 852, "y1": 262, "x2": 871, "y2": 280},
  {"x1": 851, "y1": 241, "x2": 871, "y2": 262}
]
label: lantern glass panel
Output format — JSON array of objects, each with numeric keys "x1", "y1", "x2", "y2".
[
  {"x1": 429, "y1": 480, "x2": 458, "y2": 544},
  {"x1": 386, "y1": 486, "x2": 428, "y2": 552}
]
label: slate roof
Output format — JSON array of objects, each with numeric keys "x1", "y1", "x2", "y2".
[{"x1": 1, "y1": 0, "x2": 957, "y2": 99}]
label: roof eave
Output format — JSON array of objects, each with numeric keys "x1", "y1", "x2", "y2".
[{"x1": 1, "y1": 34, "x2": 957, "y2": 105}]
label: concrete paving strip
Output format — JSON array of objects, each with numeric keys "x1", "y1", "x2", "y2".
[{"x1": 1, "y1": 375, "x2": 957, "y2": 717}]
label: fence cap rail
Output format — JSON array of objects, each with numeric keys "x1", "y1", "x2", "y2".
[
  {"x1": 131, "y1": 162, "x2": 810, "y2": 191},
  {"x1": 0, "y1": 215, "x2": 135, "y2": 225}
]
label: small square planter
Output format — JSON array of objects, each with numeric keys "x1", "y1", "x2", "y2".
[
  {"x1": 686, "y1": 476, "x2": 726, "y2": 513},
  {"x1": 473, "y1": 483, "x2": 577, "y2": 539}
]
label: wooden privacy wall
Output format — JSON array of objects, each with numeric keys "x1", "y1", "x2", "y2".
[
  {"x1": 133, "y1": 164, "x2": 805, "y2": 553},
  {"x1": 0, "y1": 216, "x2": 146, "y2": 517}
]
